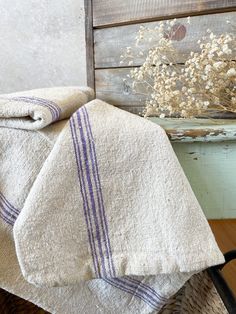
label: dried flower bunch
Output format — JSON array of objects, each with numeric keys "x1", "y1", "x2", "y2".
[{"x1": 120, "y1": 18, "x2": 236, "y2": 118}]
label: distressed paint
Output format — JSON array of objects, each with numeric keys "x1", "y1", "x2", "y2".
[
  {"x1": 149, "y1": 118, "x2": 236, "y2": 142},
  {"x1": 173, "y1": 142, "x2": 236, "y2": 219},
  {"x1": 149, "y1": 118, "x2": 236, "y2": 219}
]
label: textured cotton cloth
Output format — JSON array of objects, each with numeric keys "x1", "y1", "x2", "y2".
[
  {"x1": 1, "y1": 95, "x2": 224, "y2": 313},
  {"x1": 0, "y1": 271, "x2": 228, "y2": 314},
  {"x1": 0, "y1": 86, "x2": 94, "y2": 130}
]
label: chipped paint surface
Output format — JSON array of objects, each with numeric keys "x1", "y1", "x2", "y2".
[
  {"x1": 149, "y1": 118, "x2": 236, "y2": 219},
  {"x1": 173, "y1": 141, "x2": 236, "y2": 219},
  {"x1": 150, "y1": 118, "x2": 236, "y2": 142}
]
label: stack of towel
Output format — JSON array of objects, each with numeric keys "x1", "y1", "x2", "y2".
[{"x1": 0, "y1": 87, "x2": 224, "y2": 313}]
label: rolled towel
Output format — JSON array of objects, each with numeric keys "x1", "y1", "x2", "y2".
[{"x1": 0, "y1": 86, "x2": 94, "y2": 130}]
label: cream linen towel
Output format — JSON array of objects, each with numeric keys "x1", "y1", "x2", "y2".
[
  {"x1": 0, "y1": 112, "x2": 114, "y2": 314},
  {"x1": 1, "y1": 96, "x2": 224, "y2": 313},
  {"x1": 0, "y1": 86, "x2": 94, "y2": 130},
  {"x1": 0, "y1": 121, "x2": 134, "y2": 314},
  {"x1": 13, "y1": 99, "x2": 224, "y2": 308},
  {"x1": 0, "y1": 115, "x2": 197, "y2": 313}
]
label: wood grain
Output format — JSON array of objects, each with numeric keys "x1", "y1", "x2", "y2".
[
  {"x1": 95, "y1": 67, "x2": 147, "y2": 108},
  {"x1": 93, "y1": 0, "x2": 236, "y2": 27},
  {"x1": 84, "y1": 0, "x2": 94, "y2": 88},
  {"x1": 94, "y1": 12, "x2": 235, "y2": 68},
  {"x1": 209, "y1": 219, "x2": 236, "y2": 295},
  {"x1": 95, "y1": 67, "x2": 236, "y2": 117}
]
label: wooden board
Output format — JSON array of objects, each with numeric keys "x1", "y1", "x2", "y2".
[
  {"x1": 95, "y1": 67, "x2": 146, "y2": 109},
  {"x1": 94, "y1": 12, "x2": 235, "y2": 68},
  {"x1": 93, "y1": 0, "x2": 236, "y2": 27},
  {"x1": 84, "y1": 0, "x2": 94, "y2": 88},
  {"x1": 95, "y1": 12, "x2": 236, "y2": 110}
]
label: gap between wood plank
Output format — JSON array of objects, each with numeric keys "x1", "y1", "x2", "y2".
[
  {"x1": 94, "y1": 63, "x2": 185, "y2": 70},
  {"x1": 84, "y1": 0, "x2": 95, "y2": 89}
]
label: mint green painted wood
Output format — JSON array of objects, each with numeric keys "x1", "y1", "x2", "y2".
[
  {"x1": 173, "y1": 142, "x2": 236, "y2": 219},
  {"x1": 150, "y1": 118, "x2": 236, "y2": 219}
]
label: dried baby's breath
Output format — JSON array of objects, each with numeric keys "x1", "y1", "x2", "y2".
[{"x1": 120, "y1": 18, "x2": 236, "y2": 118}]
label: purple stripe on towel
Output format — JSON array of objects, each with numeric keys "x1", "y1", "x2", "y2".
[
  {"x1": 1, "y1": 95, "x2": 61, "y2": 122},
  {"x1": 77, "y1": 110, "x2": 107, "y2": 277},
  {"x1": 0, "y1": 192, "x2": 20, "y2": 215},
  {"x1": 8, "y1": 97, "x2": 55, "y2": 121},
  {"x1": 82, "y1": 107, "x2": 116, "y2": 277},
  {"x1": 125, "y1": 276, "x2": 167, "y2": 302},
  {"x1": 10, "y1": 96, "x2": 60, "y2": 122},
  {"x1": 13, "y1": 96, "x2": 61, "y2": 121},
  {"x1": 104, "y1": 278, "x2": 165, "y2": 310},
  {"x1": 3, "y1": 96, "x2": 56, "y2": 121},
  {"x1": 0, "y1": 212, "x2": 14, "y2": 226},
  {"x1": 70, "y1": 116, "x2": 100, "y2": 277},
  {"x1": 79, "y1": 108, "x2": 167, "y2": 305},
  {"x1": 0, "y1": 203, "x2": 17, "y2": 221},
  {"x1": 18, "y1": 96, "x2": 61, "y2": 121},
  {"x1": 118, "y1": 277, "x2": 167, "y2": 304},
  {"x1": 0, "y1": 192, "x2": 20, "y2": 226}
]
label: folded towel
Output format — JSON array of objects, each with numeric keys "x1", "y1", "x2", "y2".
[
  {"x1": 0, "y1": 86, "x2": 94, "y2": 130},
  {"x1": 12, "y1": 99, "x2": 224, "y2": 313}
]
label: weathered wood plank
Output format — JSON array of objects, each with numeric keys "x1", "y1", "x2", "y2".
[
  {"x1": 94, "y1": 12, "x2": 235, "y2": 68},
  {"x1": 118, "y1": 106, "x2": 144, "y2": 115},
  {"x1": 95, "y1": 67, "x2": 236, "y2": 118},
  {"x1": 93, "y1": 0, "x2": 236, "y2": 27},
  {"x1": 149, "y1": 117, "x2": 236, "y2": 142},
  {"x1": 84, "y1": 0, "x2": 94, "y2": 88},
  {"x1": 95, "y1": 67, "x2": 147, "y2": 108}
]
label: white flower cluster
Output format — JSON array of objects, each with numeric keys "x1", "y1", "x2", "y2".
[{"x1": 120, "y1": 18, "x2": 236, "y2": 118}]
